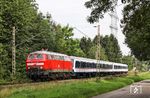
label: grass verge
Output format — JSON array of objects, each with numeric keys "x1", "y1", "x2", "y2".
[{"x1": 1, "y1": 72, "x2": 150, "y2": 98}]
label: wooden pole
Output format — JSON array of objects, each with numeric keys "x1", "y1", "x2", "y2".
[{"x1": 12, "y1": 26, "x2": 16, "y2": 78}]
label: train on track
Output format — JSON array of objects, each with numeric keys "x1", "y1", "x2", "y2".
[{"x1": 26, "y1": 51, "x2": 128, "y2": 80}]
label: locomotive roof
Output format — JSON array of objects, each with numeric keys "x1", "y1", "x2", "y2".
[{"x1": 30, "y1": 51, "x2": 68, "y2": 56}]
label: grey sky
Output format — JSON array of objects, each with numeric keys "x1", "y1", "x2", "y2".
[{"x1": 36, "y1": 0, "x2": 130, "y2": 55}]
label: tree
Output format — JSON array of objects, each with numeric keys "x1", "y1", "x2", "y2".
[
  {"x1": 122, "y1": 55, "x2": 134, "y2": 70},
  {"x1": 87, "y1": 45, "x2": 108, "y2": 60},
  {"x1": 0, "y1": 44, "x2": 9, "y2": 80},
  {"x1": 94, "y1": 34, "x2": 122, "y2": 62},
  {"x1": 67, "y1": 39, "x2": 85, "y2": 57},
  {"x1": 121, "y1": 1, "x2": 150, "y2": 60},
  {"x1": 0, "y1": 0, "x2": 56, "y2": 80},
  {"x1": 84, "y1": 0, "x2": 118, "y2": 23},
  {"x1": 80, "y1": 37, "x2": 93, "y2": 57},
  {"x1": 0, "y1": 0, "x2": 39, "y2": 80}
]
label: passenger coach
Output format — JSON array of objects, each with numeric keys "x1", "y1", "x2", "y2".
[{"x1": 71, "y1": 56, "x2": 128, "y2": 77}]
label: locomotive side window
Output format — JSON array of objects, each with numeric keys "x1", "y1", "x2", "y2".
[
  {"x1": 54, "y1": 55, "x2": 59, "y2": 60},
  {"x1": 51, "y1": 55, "x2": 55, "y2": 59},
  {"x1": 60, "y1": 56, "x2": 64, "y2": 60},
  {"x1": 48, "y1": 54, "x2": 52, "y2": 59},
  {"x1": 64, "y1": 56, "x2": 71, "y2": 61}
]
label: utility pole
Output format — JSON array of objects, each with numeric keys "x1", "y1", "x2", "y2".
[
  {"x1": 95, "y1": 24, "x2": 101, "y2": 79},
  {"x1": 12, "y1": 26, "x2": 16, "y2": 78}
]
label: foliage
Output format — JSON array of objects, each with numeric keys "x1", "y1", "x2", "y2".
[
  {"x1": 0, "y1": 0, "x2": 39, "y2": 80},
  {"x1": 80, "y1": 36, "x2": 108, "y2": 60},
  {"x1": 79, "y1": 34, "x2": 122, "y2": 62},
  {"x1": 84, "y1": 0, "x2": 118, "y2": 23},
  {"x1": 80, "y1": 37, "x2": 94, "y2": 57},
  {"x1": 122, "y1": 55, "x2": 134, "y2": 70},
  {"x1": 93, "y1": 34, "x2": 122, "y2": 62},
  {"x1": 121, "y1": 1, "x2": 150, "y2": 60},
  {"x1": 87, "y1": 45, "x2": 108, "y2": 60}
]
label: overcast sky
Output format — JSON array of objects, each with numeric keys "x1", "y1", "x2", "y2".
[{"x1": 36, "y1": 0, "x2": 130, "y2": 55}]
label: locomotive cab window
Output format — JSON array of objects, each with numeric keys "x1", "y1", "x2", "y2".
[{"x1": 36, "y1": 54, "x2": 43, "y2": 59}]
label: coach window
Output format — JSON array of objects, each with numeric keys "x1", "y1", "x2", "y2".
[
  {"x1": 87, "y1": 62, "x2": 89, "y2": 68},
  {"x1": 83, "y1": 62, "x2": 86, "y2": 68},
  {"x1": 108, "y1": 65, "x2": 110, "y2": 69},
  {"x1": 102, "y1": 64, "x2": 104, "y2": 68},
  {"x1": 105, "y1": 64, "x2": 108, "y2": 69},
  {"x1": 106, "y1": 64, "x2": 108, "y2": 69},
  {"x1": 99, "y1": 64, "x2": 101, "y2": 68},
  {"x1": 94, "y1": 63, "x2": 96, "y2": 68},
  {"x1": 75, "y1": 61, "x2": 80, "y2": 68},
  {"x1": 110, "y1": 65, "x2": 112, "y2": 69},
  {"x1": 116, "y1": 66, "x2": 118, "y2": 69},
  {"x1": 92, "y1": 63, "x2": 95, "y2": 68},
  {"x1": 80, "y1": 62, "x2": 83, "y2": 68},
  {"x1": 88, "y1": 63, "x2": 90, "y2": 68},
  {"x1": 102, "y1": 64, "x2": 105, "y2": 68},
  {"x1": 90, "y1": 63, "x2": 92, "y2": 68},
  {"x1": 84, "y1": 62, "x2": 86, "y2": 68},
  {"x1": 79, "y1": 61, "x2": 81, "y2": 68},
  {"x1": 85, "y1": 62, "x2": 87, "y2": 68},
  {"x1": 92, "y1": 63, "x2": 94, "y2": 68},
  {"x1": 86, "y1": 62, "x2": 88, "y2": 68},
  {"x1": 83, "y1": 62, "x2": 85, "y2": 68},
  {"x1": 107, "y1": 64, "x2": 109, "y2": 69},
  {"x1": 80, "y1": 62, "x2": 82, "y2": 68},
  {"x1": 100, "y1": 64, "x2": 102, "y2": 68},
  {"x1": 89, "y1": 63, "x2": 91, "y2": 68}
]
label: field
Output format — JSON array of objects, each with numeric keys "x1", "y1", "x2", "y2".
[{"x1": 1, "y1": 72, "x2": 150, "y2": 98}]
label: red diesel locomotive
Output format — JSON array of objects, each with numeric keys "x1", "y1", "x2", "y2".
[{"x1": 26, "y1": 51, "x2": 73, "y2": 79}]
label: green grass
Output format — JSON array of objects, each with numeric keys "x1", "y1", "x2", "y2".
[{"x1": 1, "y1": 72, "x2": 150, "y2": 98}]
